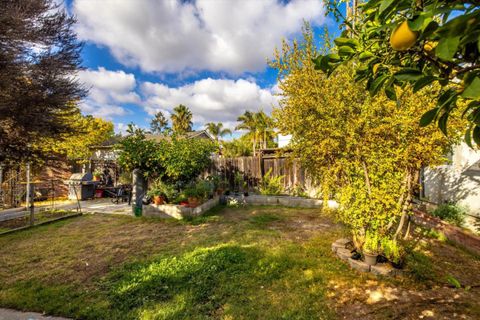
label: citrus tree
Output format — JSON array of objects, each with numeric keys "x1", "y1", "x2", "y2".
[
  {"x1": 317, "y1": 0, "x2": 480, "y2": 145},
  {"x1": 270, "y1": 26, "x2": 463, "y2": 249},
  {"x1": 117, "y1": 125, "x2": 216, "y2": 185}
]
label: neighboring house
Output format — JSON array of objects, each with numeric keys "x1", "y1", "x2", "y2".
[
  {"x1": 423, "y1": 143, "x2": 480, "y2": 217},
  {"x1": 144, "y1": 130, "x2": 214, "y2": 143}
]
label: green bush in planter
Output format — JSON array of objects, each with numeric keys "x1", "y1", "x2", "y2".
[
  {"x1": 147, "y1": 179, "x2": 177, "y2": 203},
  {"x1": 431, "y1": 203, "x2": 466, "y2": 227},
  {"x1": 258, "y1": 168, "x2": 284, "y2": 196}
]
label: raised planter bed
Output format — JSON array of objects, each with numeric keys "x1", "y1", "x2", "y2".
[
  {"x1": 142, "y1": 197, "x2": 219, "y2": 219},
  {"x1": 229, "y1": 194, "x2": 338, "y2": 209}
]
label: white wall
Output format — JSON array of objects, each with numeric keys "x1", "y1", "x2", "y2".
[
  {"x1": 423, "y1": 143, "x2": 480, "y2": 217},
  {"x1": 277, "y1": 134, "x2": 292, "y2": 148}
]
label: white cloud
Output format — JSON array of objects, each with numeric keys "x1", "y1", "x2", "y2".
[
  {"x1": 77, "y1": 67, "x2": 139, "y2": 119},
  {"x1": 73, "y1": 0, "x2": 325, "y2": 74},
  {"x1": 140, "y1": 78, "x2": 279, "y2": 128}
]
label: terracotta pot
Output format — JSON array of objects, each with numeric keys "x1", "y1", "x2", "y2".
[
  {"x1": 364, "y1": 252, "x2": 378, "y2": 266},
  {"x1": 188, "y1": 197, "x2": 200, "y2": 207},
  {"x1": 153, "y1": 195, "x2": 164, "y2": 205}
]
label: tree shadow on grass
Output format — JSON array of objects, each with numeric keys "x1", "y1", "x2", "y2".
[{"x1": 105, "y1": 243, "x2": 333, "y2": 319}]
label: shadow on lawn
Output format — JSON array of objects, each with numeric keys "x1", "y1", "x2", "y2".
[{"x1": 105, "y1": 243, "x2": 330, "y2": 319}]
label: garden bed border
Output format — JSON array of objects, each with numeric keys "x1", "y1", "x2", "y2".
[
  {"x1": 412, "y1": 208, "x2": 480, "y2": 255},
  {"x1": 143, "y1": 196, "x2": 220, "y2": 219}
]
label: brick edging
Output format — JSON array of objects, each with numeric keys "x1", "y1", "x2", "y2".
[{"x1": 412, "y1": 209, "x2": 480, "y2": 256}]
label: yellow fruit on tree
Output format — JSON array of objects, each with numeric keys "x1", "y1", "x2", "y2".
[
  {"x1": 390, "y1": 21, "x2": 418, "y2": 51},
  {"x1": 373, "y1": 63, "x2": 380, "y2": 74}
]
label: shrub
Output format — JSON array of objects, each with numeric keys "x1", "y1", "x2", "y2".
[
  {"x1": 431, "y1": 203, "x2": 466, "y2": 227},
  {"x1": 362, "y1": 231, "x2": 380, "y2": 254},
  {"x1": 381, "y1": 238, "x2": 405, "y2": 265},
  {"x1": 147, "y1": 179, "x2": 177, "y2": 202},
  {"x1": 258, "y1": 168, "x2": 284, "y2": 196},
  {"x1": 183, "y1": 180, "x2": 213, "y2": 201}
]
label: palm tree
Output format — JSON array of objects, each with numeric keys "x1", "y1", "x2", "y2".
[
  {"x1": 205, "y1": 122, "x2": 232, "y2": 143},
  {"x1": 236, "y1": 111, "x2": 259, "y2": 156},
  {"x1": 254, "y1": 111, "x2": 275, "y2": 149},
  {"x1": 171, "y1": 104, "x2": 193, "y2": 134},
  {"x1": 150, "y1": 111, "x2": 169, "y2": 134}
]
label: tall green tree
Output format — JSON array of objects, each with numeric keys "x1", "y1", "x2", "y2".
[
  {"x1": 236, "y1": 111, "x2": 259, "y2": 156},
  {"x1": 254, "y1": 111, "x2": 275, "y2": 149},
  {"x1": 317, "y1": 0, "x2": 480, "y2": 145},
  {"x1": 205, "y1": 122, "x2": 232, "y2": 143},
  {"x1": 171, "y1": 104, "x2": 193, "y2": 134},
  {"x1": 150, "y1": 111, "x2": 169, "y2": 134},
  {"x1": 0, "y1": 0, "x2": 86, "y2": 162}
]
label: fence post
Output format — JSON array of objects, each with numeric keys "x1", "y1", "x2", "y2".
[
  {"x1": 132, "y1": 169, "x2": 146, "y2": 216},
  {"x1": 26, "y1": 162, "x2": 34, "y2": 226}
]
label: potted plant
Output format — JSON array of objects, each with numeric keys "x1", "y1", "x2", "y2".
[
  {"x1": 184, "y1": 185, "x2": 200, "y2": 207},
  {"x1": 147, "y1": 179, "x2": 176, "y2": 205},
  {"x1": 93, "y1": 170, "x2": 102, "y2": 182},
  {"x1": 381, "y1": 238, "x2": 405, "y2": 269},
  {"x1": 363, "y1": 231, "x2": 380, "y2": 266}
]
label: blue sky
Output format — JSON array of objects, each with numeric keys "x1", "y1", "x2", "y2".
[{"x1": 66, "y1": 0, "x2": 342, "y2": 135}]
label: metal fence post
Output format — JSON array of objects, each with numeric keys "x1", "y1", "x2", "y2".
[{"x1": 26, "y1": 162, "x2": 34, "y2": 226}]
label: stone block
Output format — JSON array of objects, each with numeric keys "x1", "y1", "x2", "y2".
[
  {"x1": 336, "y1": 247, "x2": 352, "y2": 261},
  {"x1": 348, "y1": 258, "x2": 370, "y2": 273}
]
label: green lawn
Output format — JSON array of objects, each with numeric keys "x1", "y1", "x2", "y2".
[{"x1": 0, "y1": 206, "x2": 479, "y2": 319}]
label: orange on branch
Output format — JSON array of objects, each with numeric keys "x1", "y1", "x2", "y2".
[{"x1": 390, "y1": 21, "x2": 418, "y2": 51}]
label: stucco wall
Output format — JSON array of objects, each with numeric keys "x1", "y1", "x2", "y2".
[{"x1": 423, "y1": 143, "x2": 480, "y2": 217}]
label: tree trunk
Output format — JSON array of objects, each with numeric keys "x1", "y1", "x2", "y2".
[
  {"x1": 395, "y1": 170, "x2": 412, "y2": 238},
  {"x1": 362, "y1": 160, "x2": 371, "y2": 195}
]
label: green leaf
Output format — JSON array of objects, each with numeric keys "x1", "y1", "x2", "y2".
[
  {"x1": 359, "y1": 51, "x2": 374, "y2": 61},
  {"x1": 437, "y1": 89, "x2": 457, "y2": 111},
  {"x1": 326, "y1": 53, "x2": 341, "y2": 62},
  {"x1": 408, "y1": 14, "x2": 432, "y2": 32},
  {"x1": 413, "y1": 76, "x2": 436, "y2": 92},
  {"x1": 438, "y1": 112, "x2": 449, "y2": 136},
  {"x1": 334, "y1": 38, "x2": 359, "y2": 49},
  {"x1": 462, "y1": 101, "x2": 480, "y2": 118},
  {"x1": 461, "y1": 76, "x2": 480, "y2": 99},
  {"x1": 379, "y1": 0, "x2": 395, "y2": 15},
  {"x1": 369, "y1": 74, "x2": 389, "y2": 96},
  {"x1": 465, "y1": 127, "x2": 473, "y2": 148},
  {"x1": 394, "y1": 69, "x2": 423, "y2": 81},
  {"x1": 338, "y1": 46, "x2": 356, "y2": 57},
  {"x1": 385, "y1": 85, "x2": 397, "y2": 101},
  {"x1": 312, "y1": 55, "x2": 329, "y2": 72},
  {"x1": 436, "y1": 36, "x2": 460, "y2": 61},
  {"x1": 473, "y1": 126, "x2": 480, "y2": 146},
  {"x1": 420, "y1": 108, "x2": 438, "y2": 127}
]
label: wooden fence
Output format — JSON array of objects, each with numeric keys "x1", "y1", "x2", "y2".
[{"x1": 206, "y1": 155, "x2": 317, "y2": 194}]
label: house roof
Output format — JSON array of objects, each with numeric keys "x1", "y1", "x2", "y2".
[{"x1": 145, "y1": 130, "x2": 214, "y2": 142}]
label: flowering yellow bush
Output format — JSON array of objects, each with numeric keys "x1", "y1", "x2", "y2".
[{"x1": 270, "y1": 26, "x2": 463, "y2": 249}]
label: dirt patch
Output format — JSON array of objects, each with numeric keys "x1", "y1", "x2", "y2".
[{"x1": 333, "y1": 282, "x2": 480, "y2": 320}]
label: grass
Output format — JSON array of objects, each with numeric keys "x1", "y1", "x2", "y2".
[{"x1": 0, "y1": 205, "x2": 479, "y2": 319}]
